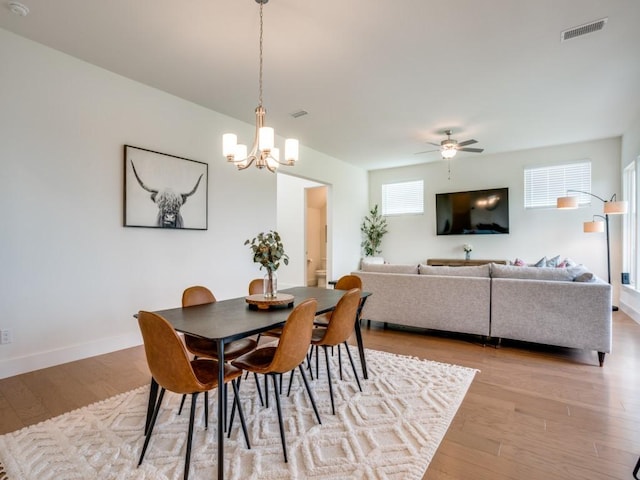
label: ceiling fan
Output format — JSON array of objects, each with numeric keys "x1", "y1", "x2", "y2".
[{"x1": 416, "y1": 129, "x2": 484, "y2": 159}]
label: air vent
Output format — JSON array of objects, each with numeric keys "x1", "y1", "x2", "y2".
[
  {"x1": 561, "y1": 18, "x2": 607, "y2": 42},
  {"x1": 290, "y1": 110, "x2": 308, "y2": 119}
]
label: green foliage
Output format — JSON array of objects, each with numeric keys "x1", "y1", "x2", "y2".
[
  {"x1": 360, "y1": 204, "x2": 388, "y2": 256},
  {"x1": 245, "y1": 230, "x2": 289, "y2": 272}
]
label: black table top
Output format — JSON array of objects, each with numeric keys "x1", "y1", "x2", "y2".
[{"x1": 145, "y1": 286, "x2": 370, "y2": 343}]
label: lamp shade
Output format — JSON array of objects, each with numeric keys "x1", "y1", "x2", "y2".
[
  {"x1": 557, "y1": 196, "x2": 579, "y2": 209},
  {"x1": 604, "y1": 200, "x2": 628, "y2": 215},
  {"x1": 584, "y1": 220, "x2": 605, "y2": 233}
]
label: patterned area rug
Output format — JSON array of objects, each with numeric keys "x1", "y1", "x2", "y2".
[{"x1": 0, "y1": 348, "x2": 477, "y2": 480}]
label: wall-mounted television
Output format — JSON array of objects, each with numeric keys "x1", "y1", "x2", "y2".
[{"x1": 435, "y1": 188, "x2": 509, "y2": 235}]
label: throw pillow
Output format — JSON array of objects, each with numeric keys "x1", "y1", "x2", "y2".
[
  {"x1": 573, "y1": 272, "x2": 595, "y2": 283},
  {"x1": 546, "y1": 255, "x2": 561, "y2": 267},
  {"x1": 511, "y1": 258, "x2": 526, "y2": 266},
  {"x1": 533, "y1": 256, "x2": 547, "y2": 267}
]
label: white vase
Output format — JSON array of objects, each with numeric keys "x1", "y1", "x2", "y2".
[{"x1": 263, "y1": 271, "x2": 278, "y2": 298}]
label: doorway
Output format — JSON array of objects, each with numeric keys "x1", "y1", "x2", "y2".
[{"x1": 306, "y1": 186, "x2": 328, "y2": 286}]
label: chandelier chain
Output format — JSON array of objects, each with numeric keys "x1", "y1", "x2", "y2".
[{"x1": 258, "y1": 2, "x2": 264, "y2": 107}]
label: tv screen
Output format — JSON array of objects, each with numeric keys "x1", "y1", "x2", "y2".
[{"x1": 436, "y1": 188, "x2": 509, "y2": 235}]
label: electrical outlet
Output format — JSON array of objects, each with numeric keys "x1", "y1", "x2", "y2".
[{"x1": 0, "y1": 329, "x2": 12, "y2": 344}]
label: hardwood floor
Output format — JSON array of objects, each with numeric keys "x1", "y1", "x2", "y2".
[{"x1": 1, "y1": 311, "x2": 639, "y2": 479}]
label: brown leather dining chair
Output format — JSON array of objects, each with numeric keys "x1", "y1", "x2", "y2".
[
  {"x1": 179, "y1": 286, "x2": 260, "y2": 414},
  {"x1": 314, "y1": 274, "x2": 362, "y2": 327},
  {"x1": 310, "y1": 288, "x2": 363, "y2": 415},
  {"x1": 137, "y1": 310, "x2": 250, "y2": 480},
  {"x1": 231, "y1": 298, "x2": 321, "y2": 463},
  {"x1": 249, "y1": 278, "x2": 286, "y2": 344}
]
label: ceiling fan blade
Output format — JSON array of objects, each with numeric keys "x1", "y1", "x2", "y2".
[
  {"x1": 458, "y1": 147, "x2": 484, "y2": 153},
  {"x1": 456, "y1": 139, "x2": 478, "y2": 147},
  {"x1": 414, "y1": 148, "x2": 439, "y2": 155},
  {"x1": 426, "y1": 142, "x2": 441, "y2": 147}
]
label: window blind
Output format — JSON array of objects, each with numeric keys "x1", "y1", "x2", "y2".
[
  {"x1": 524, "y1": 161, "x2": 591, "y2": 208},
  {"x1": 382, "y1": 180, "x2": 424, "y2": 216}
]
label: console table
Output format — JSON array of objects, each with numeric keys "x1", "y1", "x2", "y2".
[{"x1": 426, "y1": 258, "x2": 507, "y2": 266}]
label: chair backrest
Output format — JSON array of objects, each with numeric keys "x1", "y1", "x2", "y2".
[
  {"x1": 270, "y1": 298, "x2": 318, "y2": 373},
  {"x1": 248, "y1": 278, "x2": 263, "y2": 295},
  {"x1": 319, "y1": 288, "x2": 361, "y2": 346},
  {"x1": 334, "y1": 275, "x2": 362, "y2": 291},
  {"x1": 138, "y1": 311, "x2": 210, "y2": 394},
  {"x1": 182, "y1": 285, "x2": 216, "y2": 307}
]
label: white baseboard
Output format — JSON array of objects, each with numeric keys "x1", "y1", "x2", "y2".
[
  {"x1": 0, "y1": 332, "x2": 143, "y2": 379},
  {"x1": 619, "y1": 299, "x2": 640, "y2": 325}
]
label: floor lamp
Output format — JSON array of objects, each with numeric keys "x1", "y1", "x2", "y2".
[{"x1": 557, "y1": 190, "x2": 628, "y2": 311}]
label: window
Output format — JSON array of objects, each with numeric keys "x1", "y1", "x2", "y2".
[
  {"x1": 524, "y1": 161, "x2": 591, "y2": 208},
  {"x1": 382, "y1": 180, "x2": 424, "y2": 216},
  {"x1": 623, "y1": 160, "x2": 637, "y2": 287}
]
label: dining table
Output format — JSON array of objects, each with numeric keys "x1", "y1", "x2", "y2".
[{"x1": 142, "y1": 285, "x2": 371, "y2": 480}]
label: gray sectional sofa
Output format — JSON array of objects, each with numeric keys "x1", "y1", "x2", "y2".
[{"x1": 353, "y1": 262, "x2": 612, "y2": 366}]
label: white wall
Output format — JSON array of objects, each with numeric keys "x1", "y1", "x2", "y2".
[
  {"x1": 368, "y1": 137, "x2": 623, "y2": 300},
  {"x1": 0, "y1": 28, "x2": 368, "y2": 378},
  {"x1": 620, "y1": 112, "x2": 640, "y2": 322}
]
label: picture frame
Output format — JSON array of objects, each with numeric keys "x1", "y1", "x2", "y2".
[{"x1": 123, "y1": 145, "x2": 208, "y2": 230}]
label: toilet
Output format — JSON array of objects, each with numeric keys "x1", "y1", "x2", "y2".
[{"x1": 315, "y1": 258, "x2": 327, "y2": 288}]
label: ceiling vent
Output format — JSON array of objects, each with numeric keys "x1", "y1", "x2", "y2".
[
  {"x1": 561, "y1": 18, "x2": 607, "y2": 42},
  {"x1": 290, "y1": 110, "x2": 308, "y2": 119}
]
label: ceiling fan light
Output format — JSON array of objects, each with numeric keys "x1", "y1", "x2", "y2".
[{"x1": 441, "y1": 148, "x2": 457, "y2": 159}]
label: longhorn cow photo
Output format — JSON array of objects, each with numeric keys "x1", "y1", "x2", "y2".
[{"x1": 124, "y1": 146, "x2": 208, "y2": 230}]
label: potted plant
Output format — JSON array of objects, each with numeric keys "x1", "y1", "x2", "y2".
[
  {"x1": 245, "y1": 230, "x2": 289, "y2": 298},
  {"x1": 360, "y1": 204, "x2": 388, "y2": 259}
]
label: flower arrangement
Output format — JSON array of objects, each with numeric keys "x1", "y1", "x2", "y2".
[
  {"x1": 245, "y1": 230, "x2": 289, "y2": 298},
  {"x1": 245, "y1": 230, "x2": 289, "y2": 272},
  {"x1": 463, "y1": 244, "x2": 473, "y2": 253}
]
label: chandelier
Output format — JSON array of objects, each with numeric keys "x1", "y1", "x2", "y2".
[{"x1": 222, "y1": 0, "x2": 298, "y2": 173}]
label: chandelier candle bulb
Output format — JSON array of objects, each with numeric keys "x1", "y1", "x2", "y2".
[
  {"x1": 223, "y1": 133, "x2": 237, "y2": 159},
  {"x1": 259, "y1": 127, "x2": 274, "y2": 151},
  {"x1": 285, "y1": 138, "x2": 299, "y2": 163}
]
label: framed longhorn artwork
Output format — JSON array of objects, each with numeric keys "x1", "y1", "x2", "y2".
[{"x1": 124, "y1": 145, "x2": 208, "y2": 230}]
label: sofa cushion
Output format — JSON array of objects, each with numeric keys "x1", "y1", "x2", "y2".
[
  {"x1": 419, "y1": 264, "x2": 491, "y2": 277},
  {"x1": 491, "y1": 263, "x2": 574, "y2": 282},
  {"x1": 361, "y1": 263, "x2": 419, "y2": 274}
]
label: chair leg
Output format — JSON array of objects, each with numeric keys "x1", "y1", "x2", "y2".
[
  {"x1": 139, "y1": 388, "x2": 166, "y2": 466},
  {"x1": 323, "y1": 345, "x2": 336, "y2": 415},
  {"x1": 338, "y1": 344, "x2": 343, "y2": 380},
  {"x1": 298, "y1": 364, "x2": 321, "y2": 425},
  {"x1": 145, "y1": 377, "x2": 159, "y2": 435},
  {"x1": 271, "y1": 374, "x2": 288, "y2": 463},
  {"x1": 184, "y1": 392, "x2": 199, "y2": 480},
  {"x1": 634, "y1": 455, "x2": 640, "y2": 480},
  {"x1": 204, "y1": 391, "x2": 209, "y2": 430},
  {"x1": 228, "y1": 379, "x2": 251, "y2": 449},
  {"x1": 286, "y1": 369, "x2": 296, "y2": 396},
  {"x1": 254, "y1": 373, "x2": 264, "y2": 406},
  {"x1": 343, "y1": 342, "x2": 362, "y2": 392},
  {"x1": 264, "y1": 375, "x2": 269, "y2": 408},
  {"x1": 178, "y1": 394, "x2": 187, "y2": 415}
]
